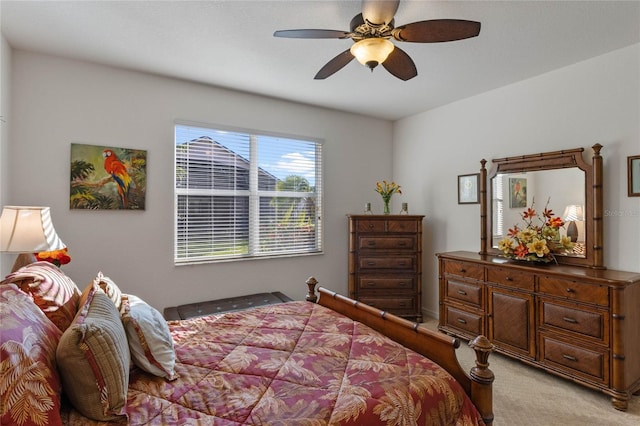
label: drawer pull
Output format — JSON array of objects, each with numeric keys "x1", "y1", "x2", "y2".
[
  {"x1": 367, "y1": 261, "x2": 377, "y2": 266},
  {"x1": 457, "y1": 290, "x2": 467, "y2": 296},
  {"x1": 399, "y1": 302, "x2": 406, "y2": 307},
  {"x1": 566, "y1": 288, "x2": 575, "y2": 293},
  {"x1": 366, "y1": 241, "x2": 376, "y2": 246},
  {"x1": 457, "y1": 318, "x2": 467, "y2": 325},
  {"x1": 505, "y1": 276, "x2": 513, "y2": 281},
  {"x1": 562, "y1": 354, "x2": 578, "y2": 362},
  {"x1": 563, "y1": 317, "x2": 578, "y2": 324},
  {"x1": 398, "y1": 282, "x2": 407, "y2": 287},
  {"x1": 398, "y1": 261, "x2": 407, "y2": 266},
  {"x1": 398, "y1": 241, "x2": 407, "y2": 246},
  {"x1": 366, "y1": 282, "x2": 376, "y2": 287},
  {"x1": 459, "y1": 268, "x2": 467, "y2": 273}
]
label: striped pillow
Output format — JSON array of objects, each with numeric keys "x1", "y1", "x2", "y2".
[
  {"x1": 0, "y1": 261, "x2": 80, "y2": 332},
  {"x1": 56, "y1": 284, "x2": 130, "y2": 421}
]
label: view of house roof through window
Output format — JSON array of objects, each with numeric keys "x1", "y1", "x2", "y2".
[{"x1": 175, "y1": 124, "x2": 322, "y2": 264}]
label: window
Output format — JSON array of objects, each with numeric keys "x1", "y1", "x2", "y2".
[
  {"x1": 175, "y1": 124, "x2": 322, "y2": 264},
  {"x1": 493, "y1": 175, "x2": 504, "y2": 238}
]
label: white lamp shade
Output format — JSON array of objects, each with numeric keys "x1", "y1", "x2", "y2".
[
  {"x1": 0, "y1": 206, "x2": 66, "y2": 253},
  {"x1": 563, "y1": 205, "x2": 585, "y2": 222},
  {"x1": 350, "y1": 38, "x2": 395, "y2": 67}
]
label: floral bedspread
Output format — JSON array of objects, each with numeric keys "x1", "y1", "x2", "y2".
[{"x1": 62, "y1": 301, "x2": 484, "y2": 425}]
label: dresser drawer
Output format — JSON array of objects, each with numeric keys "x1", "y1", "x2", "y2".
[
  {"x1": 540, "y1": 335, "x2": 608, "y2": 384},
  {"x1": 356, "y1": 220, "x2": 386, "y2": 233},
  {"x1": 445, "y1": 279, "x2": 483, "y2": 307},
  {"x1": 387, "y1": 220, "x2": 418, "y2": 233},
  {"x1": 443, "y1": 260, "x2": 484, "y2": 281},
  {"x1": 487, "y1": 266, "x2": 534, "y2": 291},
  {"x1": 358, "y1": 276, "x2": 415, "y2": 291},
  {"x1": 444, "y1": 305, "x2": 483, "y2": 336},
  {"x1": 359, "y1": 236, "x2": 416, "y2": 250},
  {"x1": 539, "y1": 299, "x2": 607, "y2": 342},
  {"x1": 538, "y1": 276, "x2": 609, "y2": 306},
  {"x1": 359, "y1": 256, "x2": 415, "y2": 270},
  {"x1": 359, "y1": 296, "x2": 416, "y2": 314}
]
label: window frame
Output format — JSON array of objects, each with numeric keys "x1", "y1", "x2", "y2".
[{"x1": 174, "y1": 121, "x2": 323, "y2": 265}]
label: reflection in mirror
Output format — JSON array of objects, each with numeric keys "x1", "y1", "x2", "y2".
[{"x1": 491, "y1": 169, "x2": 586, "y2": 258}]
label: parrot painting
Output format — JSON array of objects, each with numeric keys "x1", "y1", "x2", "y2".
[{"x1": 103, "y1": 149, "x2": 131, "y2": 208}]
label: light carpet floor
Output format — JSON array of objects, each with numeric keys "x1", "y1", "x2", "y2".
[{"x1": 421, "y1": 318, "x2": 640, "y2": 426}]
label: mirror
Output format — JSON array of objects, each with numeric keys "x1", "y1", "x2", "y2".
[
  {"x1": 479, "y1": 145, "x2": 604, "y2": 269},
  {"x1": 491, "y1": 168, "x2": 586, "y2": 257}
]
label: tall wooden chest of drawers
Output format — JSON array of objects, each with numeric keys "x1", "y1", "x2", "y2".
[
  {"x1": 437, "y1": 250, "x2": 640, "y2": 410},
  {"x1": 348, "y1": 215, "x2": 424, "y2": 322}
]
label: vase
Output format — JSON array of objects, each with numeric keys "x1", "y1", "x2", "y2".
[{"x1": 383, "y1": 200, "x2": 390, "y2": 215}]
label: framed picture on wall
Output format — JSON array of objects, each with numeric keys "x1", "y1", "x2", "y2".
[
  {"x1": 458, "y1": 173, "x2": 480, "y2": 204},
  {"x1": 629, "y1": 155, "x2": 640, "y2": 197},
  {"x1": 509, "y1": 177, "x2": 527, "y2": 208},
  {"x1": 70, "y1": 143, "x2": 147, "y2": 210}
]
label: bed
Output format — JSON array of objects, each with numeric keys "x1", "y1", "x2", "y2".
[{"x1": 1, "y1": 263, "x2": 494, "y2": 426}]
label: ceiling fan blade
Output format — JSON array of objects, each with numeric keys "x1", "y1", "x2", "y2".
[
  {"x1": 393, "y1": 19, "x2": 481, "y2": 42},
  {"x1": 382, "y1": 46, "x2": 417, "y2": 81},
  {"x1": 314, "y1": 49, "x2": 355, "y2": 80},
  {"x1": 273, "y1": 29, "x2": 350, "y2": 39},
  {"x1": 361, "y1": 0, "x2": 399, "y2": 25}
]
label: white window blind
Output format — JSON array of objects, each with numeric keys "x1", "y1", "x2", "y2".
[
  {"x1": 493, "y1": 176, "x2": 504, "y2": 238},
  {"x1": 175, "y1": 124, "x2": 322, "y2": 264}
]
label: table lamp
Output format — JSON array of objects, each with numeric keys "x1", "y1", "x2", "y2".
[
  {"x1": 0, "y1": 206, "x2": 66, "y2": 272},
  {"x1": 562, "y1": 204, "x2": 584, "y2": 243}
]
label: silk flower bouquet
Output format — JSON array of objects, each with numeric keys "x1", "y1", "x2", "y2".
[{"x1": 497, "y1": 198, "x2": 575, "y2": 263}]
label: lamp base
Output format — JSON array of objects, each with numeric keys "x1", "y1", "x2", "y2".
[
  {"x1": 11, "y1": 253, "x2": 37, "y2": 272},
  {"x1": 567, "y1": 221, "x2": 578, "y2": 243}
]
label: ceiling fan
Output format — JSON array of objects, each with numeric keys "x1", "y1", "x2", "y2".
[{"x1": 274, "y1": 0, "x2": 481, "y2": 81}]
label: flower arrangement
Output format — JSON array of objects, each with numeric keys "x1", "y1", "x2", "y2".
[
  {"x1": 375, "y1": 180, "x2": 402, "y2": 214},
  {"x1": 35, "y1": 248, "x2": 71, "y2": 267},
  {"x1": 497, "y1": 198, "x2": 574, "y2": 263}
]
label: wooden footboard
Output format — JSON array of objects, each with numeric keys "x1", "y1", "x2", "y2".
[{"x1": 306, "y1": 277, "x2": 495, "y2": 426}]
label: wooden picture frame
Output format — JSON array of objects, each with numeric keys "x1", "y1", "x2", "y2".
[
  {"x1": 629, "y1": 155, "x2": 640, "y2": 197},
  {"x1": 458, "y1": 173, "x2": 480, "y2": 204},
  {"x1": 508, "y1": 177, "x2": 527, "y2": 208}
]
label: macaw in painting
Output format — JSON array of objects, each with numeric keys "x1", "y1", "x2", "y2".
[{"x1": 103, "y1": 149, "x2": 131, "y2": 208}]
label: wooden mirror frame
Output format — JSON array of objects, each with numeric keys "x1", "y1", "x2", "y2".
[{"x1": 479, "y1": 144, "x2": 604, "y2": 269}]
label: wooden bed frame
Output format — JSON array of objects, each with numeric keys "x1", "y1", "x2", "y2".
[{"x1": 306, "y1": 277, "x2": 495, "y2": 426}]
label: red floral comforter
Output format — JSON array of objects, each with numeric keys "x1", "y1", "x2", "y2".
[{"x1": 63, "y1": 301, "x2": 484, "y2": 425}]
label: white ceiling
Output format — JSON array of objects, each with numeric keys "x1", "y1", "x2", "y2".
[{"x1": 1, "y1": 0, "x2": 639, "y2": 121}]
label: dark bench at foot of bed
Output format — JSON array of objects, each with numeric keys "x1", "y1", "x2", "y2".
[{"x1": 163, "y1": 291, "x2": 293, "y2": 320}]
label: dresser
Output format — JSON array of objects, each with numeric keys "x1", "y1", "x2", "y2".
[
  {"x1": 437, "y1": 250, "x2": 640, "y2": 410},
  {"x1": 348, "y1": 215, "x2": 424, "y2": 322}
]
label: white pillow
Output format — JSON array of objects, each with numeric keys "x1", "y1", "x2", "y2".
[
  {"x1": 121, "y1": 294, "x2": 177, "y2": 380},
  {"x1": 93, "y1": 271, "x2": 123, "y2": 311}
]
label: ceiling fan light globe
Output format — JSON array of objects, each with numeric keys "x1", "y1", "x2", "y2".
[{"x1": 350, "y1": 38, "x2": 394, "y2": 68}]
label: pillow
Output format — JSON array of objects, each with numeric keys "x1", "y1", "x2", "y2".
[
  {"x1": 0, "y1": 284, "x2": 64, "y2": 426},
  {"x1": 93, "y1": 271, "x2": 123, "y2": 310},
  {"x1": 121, "y1": 294, "x2": 177, "y2": 380},
  {"x1": 0, "y1": 261, "x2": 81, "y2": 332},
  {"x1": 56, "y1": 284, "x2": 130, "y2": 422}
]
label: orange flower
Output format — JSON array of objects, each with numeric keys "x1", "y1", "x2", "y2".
[
  {"x1": 522, "y1": 207, "x2": 536, "y2": 220},
  {"x1": 35, "y1": 248, "x2": 71, "y2": 267},
  {"x1": 548, "y1": 217, "x2": 564, "y2": 228},
  {"x1": 514, "y1": 244, "x2": 529, "y2": 258}
]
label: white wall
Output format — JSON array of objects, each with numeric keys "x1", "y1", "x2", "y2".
[
  {"x1": 394, "y1": 44, "x2": 640, "y2": 318},
  {"x1": 0, "y1": 34, "x2": 12, "y2": 272},
  {"x1": 5, "y1": 50, "x2": 393, "y2": 310}
]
